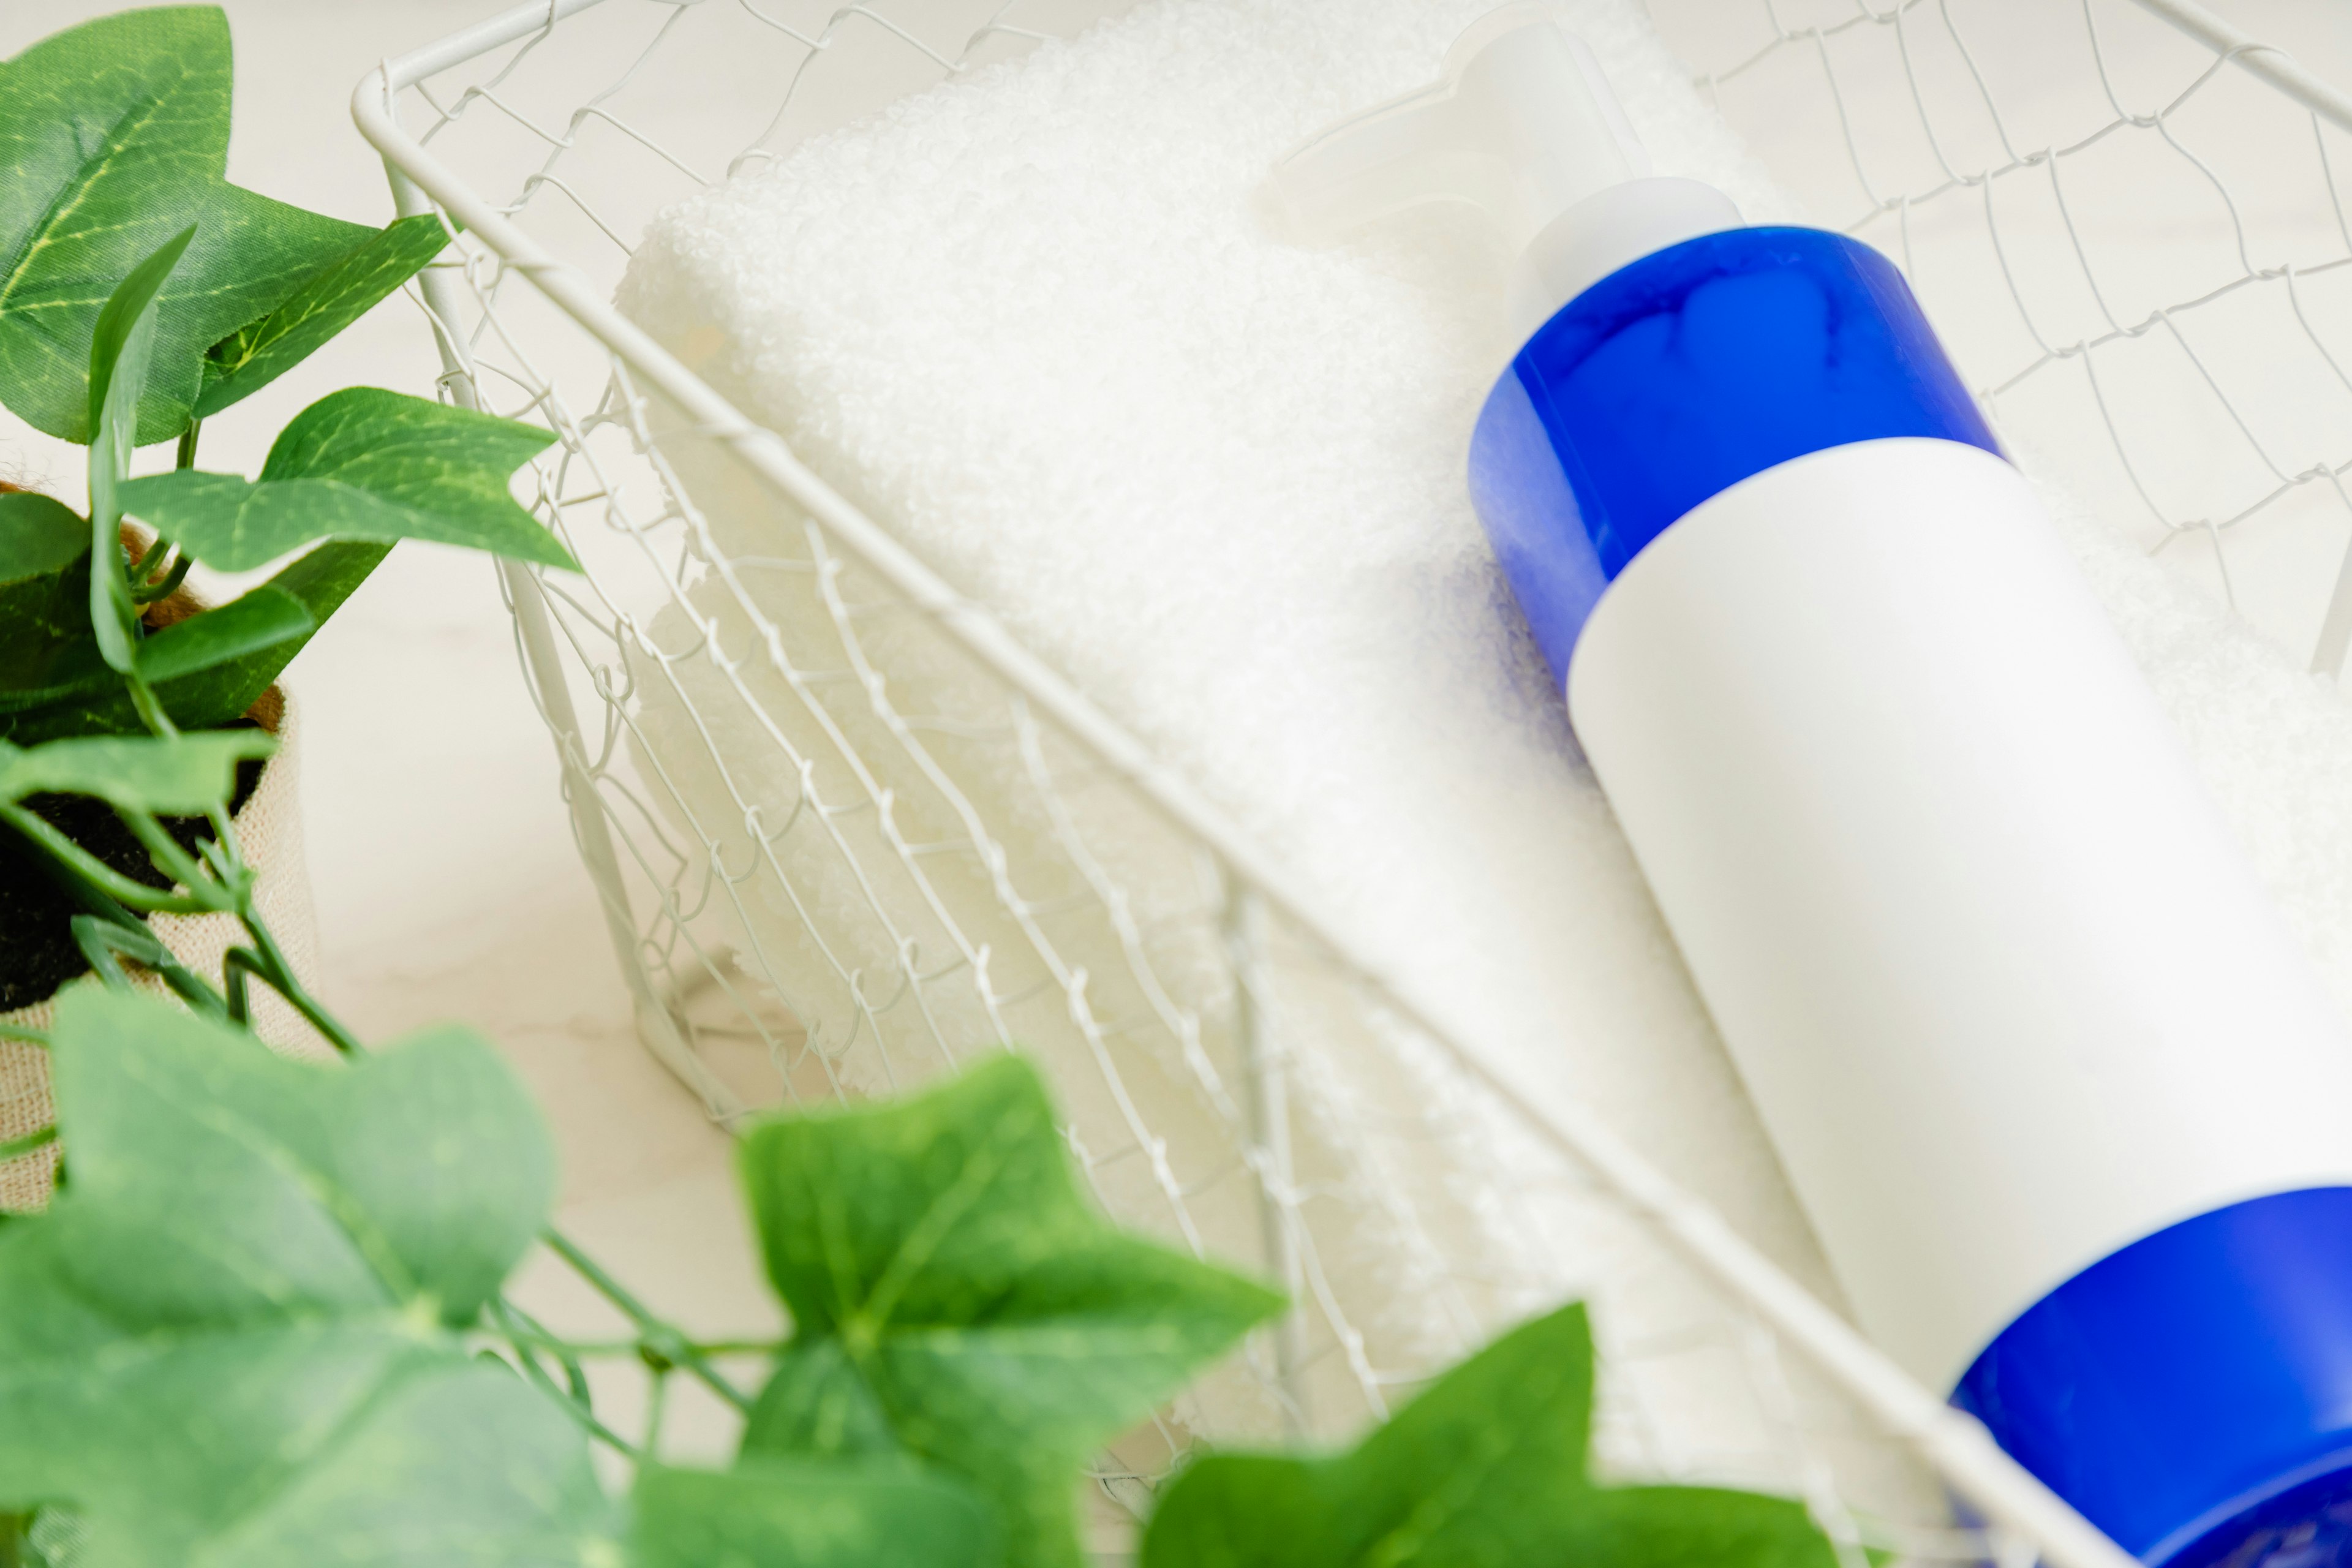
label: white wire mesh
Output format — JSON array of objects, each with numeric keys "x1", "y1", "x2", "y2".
[
  {"x1": 352, "y1": 2, "x2": 2352, "y2": 1562},
  {"x1": 1650, "y1": 0, "x2": 2352, "y2": 671}
]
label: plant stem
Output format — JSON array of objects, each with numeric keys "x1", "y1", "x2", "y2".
[
  {"x1": 130, "y1": 553, "x2": 193, "y2": 605},
  {"x1": 496, "y1": 1336, "x2": 641, "y2": 1461},
  {"x1": 69, "y1": 913, "x2": 231, "y2": 1020},
  {"x1": 127, "y1": 536, "x2": 170, "y2": 582},
  {"x1": 235, "y1": 913, "x2": 362, "y2": 1055},
  {"x1": 496, "y1": 1331, "x2": 647, "y2": 1359},
  {"x1": 0, "y1": 1128, "x2": 56, "y2": 1161},
  {"x1": 126, "y1": 783, "x2": 364, "y2": 1057},
  {"x1": 175, "y1": 419, "x2": 201, "y2": 470},
  {"x1": 542, "y1": 1229, "x2": 754, "y2": 1413},
  {"x1": 0, "y1": 805, "x2": 214, "y2": 914},
  {"x1": 117, "y1": 810, "x2": 236, "y2": 912},
  {"x1": 493, "y1": 1329, "x2": 782, "y2": 1360},
  {"x1": 123, "y1": 673, "x2": 177, "y2": 740},
  {"x1": 643, "y1": 1366, "x2": 670, "y2": 1457},
  {"x1": 491, "y1": 1296, "x2": 593, "y2": 1406},
  {"x1": 7, "y1": 803, "x2": 232, "y2": 1015}
]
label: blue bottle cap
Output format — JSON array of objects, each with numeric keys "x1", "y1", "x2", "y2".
[
  {"x1": 1468, "y1": 225, "x2": 2000, "y2": 682},
  {"x1": 1956, "y1": 1186, "x2": 2352, "y2": 1566}
]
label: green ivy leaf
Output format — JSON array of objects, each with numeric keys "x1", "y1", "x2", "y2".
[
  {"x1": 0, "y1": 730, "x2": 273, "y2": 813},
  {"x1": 88, "y1": 228, "x2": 196, "y2": 674},
  {"x1": 132, "y1": 586, "x2": 314, "y2": 685},
  {"x1": 631, "y1": 1458, "x2": 1000, "y2": 1568},
  {"x1": 86, "y1": 230, "x2": 194, "y2": 460},
  {"x1": 197, "y1": 213, "x2": 452, "y2": 420},
  {"x1": 0, "y1": 492, "x2": 85, "y2": 584},
  {"x1": 1140, "y1": 1302, "x2": 1845, "y2": 1568},
  {"x1": 0, "y1": 8, "x2": 380, "y2": 445},
  {"x1": 0, "y1": 540, "x2": 389, "y2": 745},
  {"x1": 737, "y1": 1054, "x2": 1283, "y2": 1568},
  {"x1": 0, "y1": 989, "x2": 605, "y2": 1566},
  {"x1": 0, "y1": 641, "x2": 111, "y2": 720},
  {"x1": 0, "y1": 491, "x2": 91, "y2": 676},
  {"x1": 156, "y1": 538, "x2": 390, "y2": 728},
  {"x1": 119, "y1": 388, "x2": 573, "y2": 570}
]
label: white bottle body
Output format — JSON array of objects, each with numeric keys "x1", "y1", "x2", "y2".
[{"x1": 1567, "y1": 436, "x2": 2352, "y2": 1387}]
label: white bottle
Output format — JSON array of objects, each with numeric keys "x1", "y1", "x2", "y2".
[{"x1": 1275, "y1": 11, "x2": 2352, "y2": 1563}]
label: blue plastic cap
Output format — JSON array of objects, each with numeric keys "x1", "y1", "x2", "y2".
[
  {"x1": 1468, "y1": 225, "x2": 2000, "y2": 682},
  {"x1": 1956, "y1": 1187, "x2": 2352, "y2": 1566}
]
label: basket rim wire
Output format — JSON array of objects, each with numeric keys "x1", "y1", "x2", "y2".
[{"x1": 350, "y1": 2, "x2": 2352, "y2": 1561}]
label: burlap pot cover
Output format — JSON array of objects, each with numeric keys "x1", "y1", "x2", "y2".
[{"x1": 0, "y1": 688, "x2": 330, "y2": 1208}]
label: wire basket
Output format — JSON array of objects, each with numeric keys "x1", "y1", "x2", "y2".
[{"x1": 353, "y1": 2, "x2": 2352, "y2": 1562}]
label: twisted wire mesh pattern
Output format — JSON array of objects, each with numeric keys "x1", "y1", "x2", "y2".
[
  {"x1": 1656, "y1": 0, "x2": 2352, "y2": 671},
  {"x1": 362, "y1": 1, "x2": 2350, "y2": 1559}
]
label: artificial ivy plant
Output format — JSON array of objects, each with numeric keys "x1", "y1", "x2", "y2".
[
  {"x1": 0, "y1": 4, "x2": 567, "y2": 1015},
  {"x1": 0, "y1": 9, "x2": 1862, "y2": 1566}
]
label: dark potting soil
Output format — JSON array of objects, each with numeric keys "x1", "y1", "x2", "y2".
[{"x1": 0, "y1": 752, "x2": 266, "y2": 1012}]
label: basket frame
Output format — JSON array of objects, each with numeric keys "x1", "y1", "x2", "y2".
[{"x1": 349, "y1": 4, "x2": 2352, "y2": 1561}]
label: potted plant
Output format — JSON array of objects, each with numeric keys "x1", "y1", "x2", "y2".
[
  {"x1": 0, "y1": 496, "x2": 331, "y2": 1203},
  {"x1": 0, "y1": 6, "x2": 566, "y2": 1202}
]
